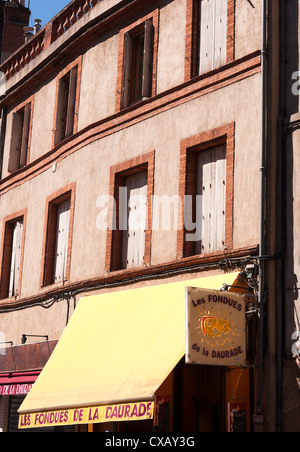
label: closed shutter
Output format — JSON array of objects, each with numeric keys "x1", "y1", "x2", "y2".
[
  {"x1": 195, "y1": 145, "x2": 226, "y2": 254},
  {"x1": 53, "y1": 199, "x2": 70, "y2": 283},
  {"x1": 199, "y1": 0, "x2": 227, "y2": 75},
  {"x1": 65, "y1": 66, "x2": 78, "y2": 138},
  {"x1": 54, "y1": 78, "x2": 65, "y2": 145},
  {"x1": 215, "y1": 146, "x2": 226, "y2": 250},
  {"x1": 19, "y1": 103, "x2": 31, "y2": 168},
  {"x1": 199, "y1": 0, "x2": 215, "y2": 75},
  {"x1": 122, "y1": 172, "x2": 147, "y2": 269},
  {"x1": 214, "y1": 0, "x2": 227, "y2": 69},
  {"x1": 7, "y1": 395, "x2": 23, "y2": 432},
  {"x1": 8, "y1": 220, "x2": 23, "y2": 298},
  {"x1": 122, "y1": 32, "x2": 132, "y2": 108},
  {"x1": 142, "y1": 19, "x2": 154, "y2": 99},
  {"x1": 54, "y1": 74, "x2": 71, "y2": 145},
  {"x1": 8, "y1": 112, "x2": 22, "y2": 173}
]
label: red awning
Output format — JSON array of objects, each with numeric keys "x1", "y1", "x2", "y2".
[{"x1": 0, "y1": 372, "x2": 40, "y2": 396}]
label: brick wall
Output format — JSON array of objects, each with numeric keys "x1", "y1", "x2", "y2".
[{"x1": 1, "y1": 1, "x2": 30, "y2": 63}]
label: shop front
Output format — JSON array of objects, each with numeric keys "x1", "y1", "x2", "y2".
[
  {"x1": 0, "y1": 340, "x2": 74, "y2": 432},
  {"x1": 0, "y1": 372, "x2": 40, "y2": 432},
  {"x1": 17, "y1": 272, "x2": 254, "y2": 432}
]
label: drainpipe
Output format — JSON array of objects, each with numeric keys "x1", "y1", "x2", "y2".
[
  {"x1": 275, "y1": 0, "x2": 286, "y2": 433},
  {"x1": 254, "y1": 0, "x2": 268, "y2": 433}
]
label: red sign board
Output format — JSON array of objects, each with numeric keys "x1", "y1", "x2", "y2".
[
  {"x1": 0, "y1": 372, "x2": 39, "y2": 396},
  {"x1": 0, "y1": 383, "x2": 33, "y2": 396}
]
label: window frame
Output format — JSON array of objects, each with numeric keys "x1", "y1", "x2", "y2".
[
  {"x1": 40, "y1": 183, "x2": 75, "y2": 287},
  {"x1": 8, "y1": 97, "x2": 34, "y2": 173},
  {"x1": 115, "y1": 10, "x2": 159, "y2": 112},
  {"x1": 177, "y1": 123, "x2": 234, "y2": 259},
  {"x1": 184, "y1": 0, "x2": 236, "y2": 81},
  {"x1": 0, "y1": 210, "x2": 27, "y2": 300},
  {"x1": 105, "y1": 151, "x2": 155, "y2": 272},
  {"x1": 52, "y1": 57, "x2": 82, "y2": 147}
]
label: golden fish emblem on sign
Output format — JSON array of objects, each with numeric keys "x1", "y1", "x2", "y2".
[{"x1": 200, "y1": 316, "x2": 231, "y2": 338}]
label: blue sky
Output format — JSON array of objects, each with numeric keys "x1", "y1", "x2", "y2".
[{"x1": 28, "y1": 0, "x2": 71, "y2": 28}]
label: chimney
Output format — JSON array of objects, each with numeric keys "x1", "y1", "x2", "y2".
[
  {"x1": 34, "y1": 19, "x2": 42, "y2": 35},
  {"x1": 24, "y1": 26, "x2": 34, "y2": 43},
  {"x1": 0, "y1": 0, "x2": 31, "y2": 62}
]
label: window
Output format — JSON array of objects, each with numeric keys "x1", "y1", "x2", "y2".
[
  {"x1": 8, "y1": 101, "x2": 32, "y2": 173},
  {"x1": 41, "y1": 185, "x2": 75, "y2": 287},
  {"x1": 185, "y1": 0, "x2": 235, "y2": 80},
  {"x1": 54, "y1": 67, "x2": 78, "y2": 145},
  {"x1": 106, "y1": 152, "x2": 155, "y2": 272},
  {"x1": 0, "y1": 212, "x2": 26, "y2": 299},
  {"x1": 121, "y1": 171, "x2": 148, "y2": 269},
  {"x1": 116, "y1": 11, "x2": 159, "y2": 111},
  {"x1": 122, "y1": 20, "x2": 153, "y2": 108},
  {"x1": 177, "y1": 124, "x2": 234, "y2": 259},
  {"x1": 53, "y1": 57, "x2": 82, "y2": 147}
]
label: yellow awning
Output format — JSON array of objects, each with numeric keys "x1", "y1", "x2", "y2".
[{"x1": 18, "y1": 272, "x2": 240, "y2": 429}]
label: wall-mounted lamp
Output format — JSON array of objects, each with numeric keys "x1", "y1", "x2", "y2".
[{"x1": 21, "y1": 334, "x2": 48, "y2": 344}]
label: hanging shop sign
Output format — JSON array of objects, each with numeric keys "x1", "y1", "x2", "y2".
[{"x1": 185, "y1": 288, "x2": 246, "y2": 367}]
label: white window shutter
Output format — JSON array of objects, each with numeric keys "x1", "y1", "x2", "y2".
[
  {"x1": 214, "y1": 0, "x2": 228, "y2": 69},
  {"x1": 199, "y1": 0, "x2": 227, "y2": 75},
  {"x1": 53, "y1": 199, "x2": 70, "y2": 283},
  {"x1": 215, "y1": 146, "x2": 226, "y2": 249},
  {"x1": 122, "y1": 172, "x2": 147, "y2": 269},
  {"x1": 8, "y1": 220, "x2": 23, "y2": 297},
  {"x1": 14, "y1": 221, "x2": 23, "y2": 295},
  {"x1": 199, "y1": 0, "x2": 215, "y2": 75},
  {"x1": 196, "y1": 146, "x2": 226, "y2": 254},
  {"x1": 8, "y1": 223, "x2": 17, "y2": 297}
]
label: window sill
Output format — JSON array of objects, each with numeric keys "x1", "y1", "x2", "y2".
[
  {"x1": 0, "y1": 295, "x2": 20, "y2": 303},
  {"x1": 40, "y1": 279, "x2": 69, "y2": 292}
]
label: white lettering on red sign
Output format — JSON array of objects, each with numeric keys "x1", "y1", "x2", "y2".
[{"x1": 0, "y1": 384, "x2": 33, "y2": 396}]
